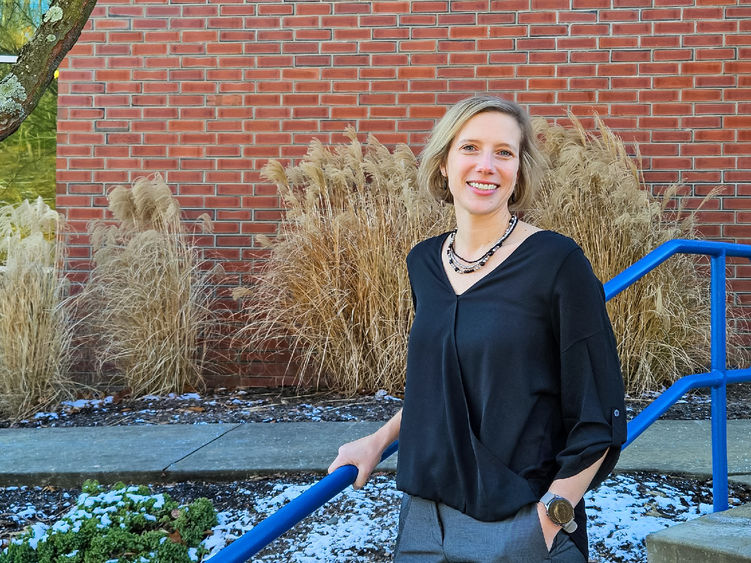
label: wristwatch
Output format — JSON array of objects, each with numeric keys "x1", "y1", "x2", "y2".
[{"x1": 540, "y1": 492, "x2": 577, "y2": 533}]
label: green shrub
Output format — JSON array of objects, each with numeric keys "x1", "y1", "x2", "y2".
[
  {"x1": 0, "y1": 0, "x2": 57, "y2": 208},
  {"x1": 0, "y1": 65, "x2": 56, "y2": 208},
  {"x1": 0, "y1": 480, "x2": 217, "y2": 563}
]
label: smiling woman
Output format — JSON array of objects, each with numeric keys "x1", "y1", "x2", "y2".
[{"x1": 330, "y1": 95, "x2": 626, "y2": 563}]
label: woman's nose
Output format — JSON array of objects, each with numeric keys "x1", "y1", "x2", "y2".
[{"x1": 475, "y1": 151, "x2": 493, "y2": 172}]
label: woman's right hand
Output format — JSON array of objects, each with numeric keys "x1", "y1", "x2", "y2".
[{"x1": 327, "y1": 433, "x2": 385, "y2": 490}]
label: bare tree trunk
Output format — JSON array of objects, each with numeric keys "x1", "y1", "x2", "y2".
[{"x1": 0, "y1": 0, "x2": 97, "y2": 141}]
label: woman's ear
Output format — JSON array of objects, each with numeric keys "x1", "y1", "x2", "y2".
[{"x1": 440, "y1": 163, "x2": 446, "y2": 177}]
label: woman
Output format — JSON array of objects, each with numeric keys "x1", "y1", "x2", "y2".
[{"x1": 328, "y1": 95, "x2": 626, "y2": 562}]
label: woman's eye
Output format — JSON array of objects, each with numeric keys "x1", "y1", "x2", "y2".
[
  {"x1": 460, "y1": 144, "x2": 476, "y2": 151},
  {"x1": 498, "y1": 149, "x2": 513, "y2": 157}
]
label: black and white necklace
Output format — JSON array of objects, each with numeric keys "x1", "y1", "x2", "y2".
[{"x1": 446, "y1": 214, "x2": 518, "y2": 274}]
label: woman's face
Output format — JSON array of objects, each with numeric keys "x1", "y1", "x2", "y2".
[{"x1": 440, "y1": 111, "x2": 522, "y2": 221}]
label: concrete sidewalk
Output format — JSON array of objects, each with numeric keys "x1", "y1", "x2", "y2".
[{"x1": 0, "y1": 420, "x2": 749, "y2": 487}]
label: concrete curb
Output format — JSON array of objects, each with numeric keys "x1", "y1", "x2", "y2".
[
  {"x1": 0, "y1": 420, "x2": 748, "y2": 487},
  {"x1": 0, "y1": 422, "x2": 395, "y2": 487},
  {"x1": 616, "y1": 419, "x2": 751, "y2": 487}
]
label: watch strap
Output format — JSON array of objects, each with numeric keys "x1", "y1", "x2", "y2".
[
  {"x1": 560, "y1": 517, "x2": 577, "y2": 534},
  {"x1": 540, "y1": 491, "x2": 556, "y2": 505}
]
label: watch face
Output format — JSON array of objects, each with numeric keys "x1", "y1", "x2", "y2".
[{"x1": 549, "y1": 498, "x2": 574, "y2": 525}]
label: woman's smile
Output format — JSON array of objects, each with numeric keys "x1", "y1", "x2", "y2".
[{"x1": 467, "y1": 180, "x2": 500, "y2": 193}]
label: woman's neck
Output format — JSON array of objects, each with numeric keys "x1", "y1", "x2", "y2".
[{"x1": 453, "y1": 208, "x2": 513, "y2": 259}]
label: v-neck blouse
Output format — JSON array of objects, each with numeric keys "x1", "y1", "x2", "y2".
[
  {"x1": 440, "y1": 229, "x2": 544, "y2": 296},
  {"x1": 396, "y1": 230, "x2": 626, "y2": 558}
]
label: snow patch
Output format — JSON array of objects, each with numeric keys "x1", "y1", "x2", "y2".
[
  {"x1": 61, "y1": 396, "x2": 114, "y2": 409},
  {"x1": 200, "y1": 473, "x2": 743, "y2": 562}
]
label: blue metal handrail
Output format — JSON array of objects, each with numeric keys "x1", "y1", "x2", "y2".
[
  {"x1": 605, "y1": 239, "x2": 751, "y2": 515},
  {"x1": 211, "y1": 238, "x2": 751, "y2": 562},
  {"x1": 211, "y1": 442, "x2": 399, "y2": 563}
]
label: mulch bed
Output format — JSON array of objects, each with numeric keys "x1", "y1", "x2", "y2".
[
  {"x1": 0, "y1": 387, "x2": 402, "y2": 428},
  {"x1": 2, "y1": 471, "x2": 750, "y2": 563},
  {"x1": 1, "y1": 382, "x2": 750, "y2": 429}
]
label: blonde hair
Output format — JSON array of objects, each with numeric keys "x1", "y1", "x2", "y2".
[{"x1": 417, "y1": 95, "x2": 544, "y2": 212}]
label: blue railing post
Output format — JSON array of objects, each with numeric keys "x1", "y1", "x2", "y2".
[{"x1": 710, "y1": 252, "x2": 729, "y2": 512}]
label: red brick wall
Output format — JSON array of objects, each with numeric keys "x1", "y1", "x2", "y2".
[{"x1": 57, "y1": 0, "x2": 751, "y2": 384}]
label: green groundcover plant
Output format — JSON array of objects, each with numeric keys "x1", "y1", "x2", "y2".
[{"x1": 0, "y1": 480, "x2": 217, "y2": 563}]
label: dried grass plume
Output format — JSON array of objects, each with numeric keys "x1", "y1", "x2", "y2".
[
  {"x1": 0, "y1": 198, "x2": 75, "y2": 418},
  {"x1": 240, "y1": 119, "x2": 735, "y2": 397},
  {"x1": 528, "y1": 115, "x2": 734, "y2": 393},
  {"x1": 81, "y1": 174, "x2": 219, "y2": 396},
  {"x1": 236, "y1": 129, "x2": 453, "y2": 394}
]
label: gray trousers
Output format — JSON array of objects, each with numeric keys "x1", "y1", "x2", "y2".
[{"x1": 394, "y1": 494, "x2": 585, "y2": 563}]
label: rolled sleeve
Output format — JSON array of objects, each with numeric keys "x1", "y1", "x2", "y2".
[{"x1": 551, "y1": 248, "x2": 627, "y2": 488}]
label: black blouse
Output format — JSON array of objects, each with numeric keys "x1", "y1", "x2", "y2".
[{"x1": 396, "y1": 230, "x2": 626, "y2": 558}]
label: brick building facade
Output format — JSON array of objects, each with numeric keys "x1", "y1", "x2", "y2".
[{"x1": 56, "y1": 0, "x2": 751, "y2": 385}]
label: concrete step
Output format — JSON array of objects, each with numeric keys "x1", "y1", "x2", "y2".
[{"x1": 646, "y1": 502, "x2": 751, "y2": 562}]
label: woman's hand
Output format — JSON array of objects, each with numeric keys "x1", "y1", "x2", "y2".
[
  {"x1": 327, "y1": 433, "x2": 385, "y2": 489},
  {"x1": 329, "y1": 409, "x2": 401, "y2": 490},
  {"x1": 536, "y1": 502, "x2": 561, "y2": 551}
]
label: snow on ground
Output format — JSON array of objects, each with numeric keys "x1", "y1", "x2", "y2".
[
  {"x1": 206, "y1": 475, "x2": 402, "y2": 562},
  {"x1": 585, "y1": 474, "x2": 720, "y2": 562},
  {"x1": 199, "y1": 473, "x2": 745, "y2": 563},
  {"x1": 1, "y1": 473, "x2": 747, "y2": 561}
]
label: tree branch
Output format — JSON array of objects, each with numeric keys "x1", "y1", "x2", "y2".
[{"x1": 0, "y1": 0, "x2": 97, "y2": 141}]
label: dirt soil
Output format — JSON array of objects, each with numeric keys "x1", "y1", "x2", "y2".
[
  {"x1": 1, "y1": 382, "x2": 750, "y2": 429},
  {"x1": 2, "y1": 471, "x2": 750, "y2": 562}
]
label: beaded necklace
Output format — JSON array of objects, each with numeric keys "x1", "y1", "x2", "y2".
[{"x1": 446, "y1": 214, "x2": 518, "y2": 274}]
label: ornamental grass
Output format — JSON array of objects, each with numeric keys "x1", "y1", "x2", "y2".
[
  {"x1": 0, "y1": 198, "x2": 75, "y2": 419},
  {"x1": 240, "y1": 120, "x2": 734, "y2": 396},
  {"x1": 235, "y1": 128, "x2": 453, "y2": 394},
  {"x1": 528, "y1": 116, "x2": 738, "y2": 394},
  {"x1": 80, "y1": 174, "x2": 219, "y2": 396}
]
